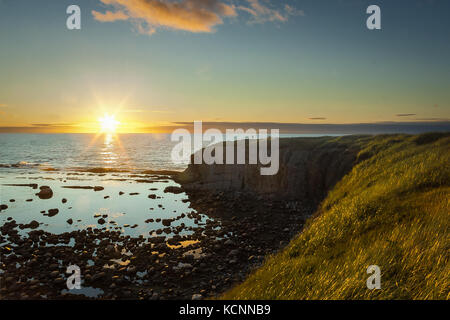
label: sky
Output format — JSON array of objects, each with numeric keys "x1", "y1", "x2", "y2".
[{"x1": 0, "y1": 0, "x2": 449, "y2": 133}]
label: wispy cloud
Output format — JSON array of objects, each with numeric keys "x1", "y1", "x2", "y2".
[
  {"x1": 92, "y1": 10, "x2": 129, "y2": 22},
  {"x1": 238, "y1": 0, "x2": 304, "y2": 24},
  {"x1": 309, "y1": 117, "x2": 327, "y2": 120},
  {"x1": 92, "y1": 0, "x2": 303, "y2": 35},
  {"x1": 396, "y1": 113, "x2": 416, "y2": 117},
  {"x1": 31, "y1": 123, "x2": 78, "y2": 127}
]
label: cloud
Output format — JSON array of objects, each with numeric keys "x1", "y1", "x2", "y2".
[
  {"x1": 92, "y1": 10, "x2": 129, "y2": 22},
  {"x1": 0, "y1": 104, "x2": 7, "y2": 107},
  {"x1": 238, "y1": 0, "x2": 304, "y2": 24},
  {"x1": 92, "y1": 0, "x2": 302, "y2": 34},
  {"x1": 414, "y1": 117, "x2": 450, "y2": 121},
  {"x1": 92, "y1": 0, "x2": 238, "y2": 34},
  {"x1": 31, "y1": 123, "x2": 78, "y2": 127},
  {"x1": 396, "y1": 113, "x2": 416, "y2": 117},
  {"x1": 309, "y1": 117, "x2": 327, "y2": 120}
]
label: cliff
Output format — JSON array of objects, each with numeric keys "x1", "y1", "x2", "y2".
[{"x1": 176, "y1": 135, "x2": 366, "y2": 204}]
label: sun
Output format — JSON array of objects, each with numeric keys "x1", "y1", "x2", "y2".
[{"x1": 98, "y1": 114, "x2": 120, "y2": 133}]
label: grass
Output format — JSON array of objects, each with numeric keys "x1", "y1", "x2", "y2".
[{"x1": 221, "y1": 133, "x2": 450, "y2": 300}]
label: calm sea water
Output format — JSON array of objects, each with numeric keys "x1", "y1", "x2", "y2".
[{"x1": 0, "y1": 133, "x2": 187, "y2": 172}]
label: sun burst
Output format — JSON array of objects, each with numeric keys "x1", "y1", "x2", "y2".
[{"x1": 98, "y1": 114, "x2": 120, "y2": 133}]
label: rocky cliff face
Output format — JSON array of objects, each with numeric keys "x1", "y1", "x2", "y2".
[{"x1": 176, "y1": 136, "x2": 362, "y2": 204}]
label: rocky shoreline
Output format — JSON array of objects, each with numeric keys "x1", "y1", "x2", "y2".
[{"x1": 0, "y1": 185, "x2": 312, "y2": 300}]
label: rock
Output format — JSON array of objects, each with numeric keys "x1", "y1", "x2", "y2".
[
  {"x1": 28, "y1": 220, "x2": 39, "y2": 229},
  {"x1": 93, "y1": 186, "x2": 104, "y2": 192},
  {"x1": 54, "y1": 277, "x2": 64, "y2": 284},
  {"x1": 148, "y1": 194, "x2": 157, "y2": 199},
  {"x1": 62, "y1": 198, "x2": 67, "y2": 203},
  {"x1": 174, "y1": 262, "x2": 192, "y2": 271},
  {"x1": 224, "y1": 239, "x2": 234, "y2": 246},
  {"x1": 47, "y1": 209, "x2": 59, "y2": 217},
  {"x1": 0, "y1": 204, "x2": 8, "y2": 211},
  {"x1": 98, "y1": 218, "x2": 106, "y2": 225},
  {"x1": 36, "y1": 186, "x2": 53, "y2": 200},
  {"x1": 164, "y1": 186, "x2": 183, "y2": 194},
  {"x1": 191, "y1": 294, "x2": 203, "y2": 300},
  {"x1": 67, "y1": 219, "x2": 73, "y2": 225},
  {"x1": 150, "y1": 292, "x2": 159, "y2": 300},
  {"x1": 119, "y1": 191, "x2": 124, "y2": 195},
  {"x1": 162, "y1": 219, "x2": 172, "y2": 227},
  {"x1": 92, "y1": 272, "x2": 106, "y2": 281}
]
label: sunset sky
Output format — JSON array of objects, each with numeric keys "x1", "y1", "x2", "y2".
[{"x1": 0, "y1": 0, "x2": 449, "y2": 133}]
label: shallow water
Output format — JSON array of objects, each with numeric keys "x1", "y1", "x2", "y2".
[{"x1": 0, "y1": 170, "x2": 210, "y2": 238}]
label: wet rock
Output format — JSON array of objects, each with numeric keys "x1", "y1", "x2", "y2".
[
  {"x1": 67, "y1": 219, "x2": 73, "y2": 225},
  {"x1": 36, "y1": 186, "x2": 53, "y2": 200},
  {"x1": 224, "y1": 239, "x2": 234, "y2": 246},
  {"x1": 164, "y1": 186, "x2": 183, "y2": 194},
  {"x1": 148, "y1": 194, "x2": 157, "y2": 199},
  {"x1": 191, "y1": 294, "x2": 203, "y2": 300},
  {"x1": 62, "y1": 198, "x2": 67, "y2": 204},
  {"x1": 162, "y1": 219, "x2": 172, "y2": 227},
  {"x1": 0, "y1": 204, "x2": 8, "y2": 211},
  {"x1": 29, "y1": 220, "x2": 39, "y2": 229},
  {"x1": 47, "y1": 209, "x2": 59, "y2": 217},
  {"x1": 93, "y1": 186, "x2": 104, "y2": 192},
  {"x1": 92, "y1": 272, "x2": 106, "y2": 281},
  {"x1": 98, "y1": 218, "x2": 106, "y2": 225}
]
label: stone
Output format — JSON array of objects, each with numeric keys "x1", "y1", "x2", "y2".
[
  {"x1": 47, "y1": 209, "x2": 59, "y2": 217},
  {"x1": 28, "y1": 220, "x2": 39, "y2": 229},
  {"x1": 36, "y1": 186, "x2": 53, "y2": 200}
]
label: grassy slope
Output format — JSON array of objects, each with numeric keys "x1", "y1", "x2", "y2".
[{"x1": 221, "y1": 133, "x2": 450, "y2": 300}]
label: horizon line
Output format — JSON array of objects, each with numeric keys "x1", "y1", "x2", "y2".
[{"x1": 0, "y1": 120, "x2": 449, "y2": 134}]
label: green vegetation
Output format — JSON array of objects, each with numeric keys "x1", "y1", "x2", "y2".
[{"x1": 221, "y1": 133, "x2": 450, "y2": 300}]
